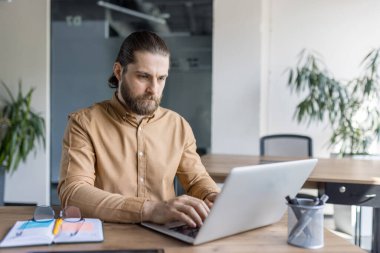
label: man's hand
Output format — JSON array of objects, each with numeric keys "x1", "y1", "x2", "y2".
[
  {"x1": 142, "y1": 195, "x2": 210, "y2": 227},
  {"x1": 204, "y1": 193, "x2": 218, "y2": 208}
]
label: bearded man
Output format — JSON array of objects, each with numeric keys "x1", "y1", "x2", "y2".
[{"x1": 58, "y1": 31, "x2": 219, "y2": 228}]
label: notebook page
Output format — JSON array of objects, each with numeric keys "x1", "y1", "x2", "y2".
[
  {"x1": 53, "y1": 218, "x2": 103, "y2": 243},
  {"x1": 0, "y1": 220, "x2": 54, "y2": 247}
]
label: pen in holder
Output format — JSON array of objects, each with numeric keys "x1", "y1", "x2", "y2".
[{"x1": 286, "y1": 195, "x2": 328, "y2": 249}]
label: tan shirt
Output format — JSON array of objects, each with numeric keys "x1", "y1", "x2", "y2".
[{"x1": 58, "y1": 94, "x2": 219, "y2": 223}]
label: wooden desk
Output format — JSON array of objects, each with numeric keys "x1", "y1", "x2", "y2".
[
  {"x1": 0, "y1": 207, "x2": 364, "y2": 253},
  {"x1": 201, "y1": 154, "x2": 380, "y2": 184},
  {"x1": 201, "y1": 154, "x2": 380, "y2": 253}
]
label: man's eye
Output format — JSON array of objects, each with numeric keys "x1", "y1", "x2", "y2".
[
  {"x1": 159, "y1": 76, "x2": 167, "y2": 81},
  {"x1": 139, "y1": 75, "x2": 149, "y2": 79}
]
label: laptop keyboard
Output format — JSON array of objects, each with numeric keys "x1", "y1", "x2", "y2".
[{"x1": 169, "y1": 225, "x2": 200, "y2": 238}]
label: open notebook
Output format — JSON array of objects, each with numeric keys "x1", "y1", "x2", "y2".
[{"x1": 0, "y1": 218, "x2": 103, "y2": 248}]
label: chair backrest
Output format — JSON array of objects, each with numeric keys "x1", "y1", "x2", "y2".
[{"x1": 260, "y1": 134, "x2": 313, "y2": 157}]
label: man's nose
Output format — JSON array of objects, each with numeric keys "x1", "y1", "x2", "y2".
[{"x1": 146, "y1": 79, "x2": 159, "y2": 95}]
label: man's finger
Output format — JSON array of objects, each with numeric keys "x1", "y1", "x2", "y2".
[
  {"x1": 185, "y1": 195, "x2": 210, "y2": 212},
  {"x1": 183, "y1": 198, "x2": 209, "y2": 218},
  {"x1": 172, "y1": 210, "x2": 196, "y2": 228},
  {"x1": 177, "y1": 195, "x2": 210, "y2": 212},
  {"x1": 175, "y1": 203, "x2": 202, "y2": 227}
]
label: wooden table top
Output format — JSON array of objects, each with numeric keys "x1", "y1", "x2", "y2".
[
  {"x1": 0, "y1": 207, "x2": 365, "y2": 253},
  {"x1": 201, "y1": 154, "x2": 380, "y2": 185}
]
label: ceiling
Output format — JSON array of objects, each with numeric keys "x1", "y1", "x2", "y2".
[{"x1": 52, "y1": 0, "x2": 213, "y2": 36}]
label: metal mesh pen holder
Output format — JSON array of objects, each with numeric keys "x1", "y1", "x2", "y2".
[{"x1": 287, "y1": 199, "x2": 325, "y2": 249}]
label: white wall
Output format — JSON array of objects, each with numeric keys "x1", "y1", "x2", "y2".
[
  {"x1": 212, "y1": 0, "x2": 261, "y2": 154},
  {"x1": 0, "y1": 0, "x2": 50, "y2": 205},
  {"x1": 213, "y1": 0, "x2": 380, "y2": 157},
  {"x1": 264, "y1": 0, "x2": 380, "y2": 157}
]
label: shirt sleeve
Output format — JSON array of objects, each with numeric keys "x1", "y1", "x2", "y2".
[
  {"x1": 176, "y1": 120, "x2": 220, "y2": 199},
  {"x1": 58, "y1": 113, "x2": 146, "y2": 223}
]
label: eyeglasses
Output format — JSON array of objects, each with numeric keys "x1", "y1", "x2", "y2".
[{"x1": 16, "y1": 205, "x2": 84, "y2": 237}]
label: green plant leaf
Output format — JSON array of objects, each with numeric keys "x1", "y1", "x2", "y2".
[
  {"x1": 286, "y1": 48, "x2": 380, "y2": 155},
  {"x1": 0, "y1": 80, "x2": 45, "y2": 173}
]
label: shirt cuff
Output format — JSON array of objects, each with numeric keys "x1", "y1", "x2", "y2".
[
  {"x1": 200, "y1": 188, "x2": 221, "y2": 200},
  {"x1": 119, "y1": 197, "x2": 146, "y2": 223}
]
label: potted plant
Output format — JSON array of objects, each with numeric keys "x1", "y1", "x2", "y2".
[
  {"x1": 0, "y1": 80, "x2": 45, "y2": 205},
  {"x1": 286, "y1": 48, "x2": 380, "y2": 156},
  {"x1": 286, "y1": 48, "x2": 380, "y2": 238}
]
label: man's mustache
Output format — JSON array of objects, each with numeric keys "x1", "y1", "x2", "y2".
[{"x1": 141, "y1": 94, "x2": 159, "y2": 101}]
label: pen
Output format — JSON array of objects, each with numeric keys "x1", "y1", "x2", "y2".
[
  {"x1": 286, "y1": 195, "x2": 312, "y2": 237},
  {"x1": 53, "y1": 218, "x2": 63, "y2": 235}
]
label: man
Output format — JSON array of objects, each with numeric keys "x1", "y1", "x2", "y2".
[{"x1": 58, "y1": 31, "x2": 219, "y2": 228}]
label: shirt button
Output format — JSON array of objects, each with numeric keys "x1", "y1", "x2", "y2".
[
  {"x1": 140, "y1": 177, "x2": 144, "y2": 183},
  {"x1": 138, "y1": 151, "x2": 144, "y2": 157}
]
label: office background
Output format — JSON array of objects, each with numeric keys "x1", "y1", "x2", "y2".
[{"x1": 0, "y1": 0, "x2": 380, "y2": 208}]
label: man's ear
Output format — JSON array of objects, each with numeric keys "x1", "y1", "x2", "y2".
[{"x1": 113, "y1": 62, "x2": 122, "y2": 81}]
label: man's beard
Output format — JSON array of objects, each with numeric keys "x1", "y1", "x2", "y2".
[{"x1": 120, "y1": 80, "x2": 161, "y2": 115}]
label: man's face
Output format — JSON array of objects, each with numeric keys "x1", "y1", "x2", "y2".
[{"x1": 116, "y1": 51, "x2": 169, "y2": 115}]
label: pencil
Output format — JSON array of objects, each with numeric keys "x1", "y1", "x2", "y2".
[{"x1": 53, "y1": 218, "x2": 63, "y2": 235}]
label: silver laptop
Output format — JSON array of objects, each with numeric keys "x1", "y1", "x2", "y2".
[{"x1": 141, "y1": 159, "x2": 317, "y2": 245}]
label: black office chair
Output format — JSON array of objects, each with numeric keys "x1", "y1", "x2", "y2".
[{"x1": 260, "y1": 134, "x2": 313, "y2": 157}]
